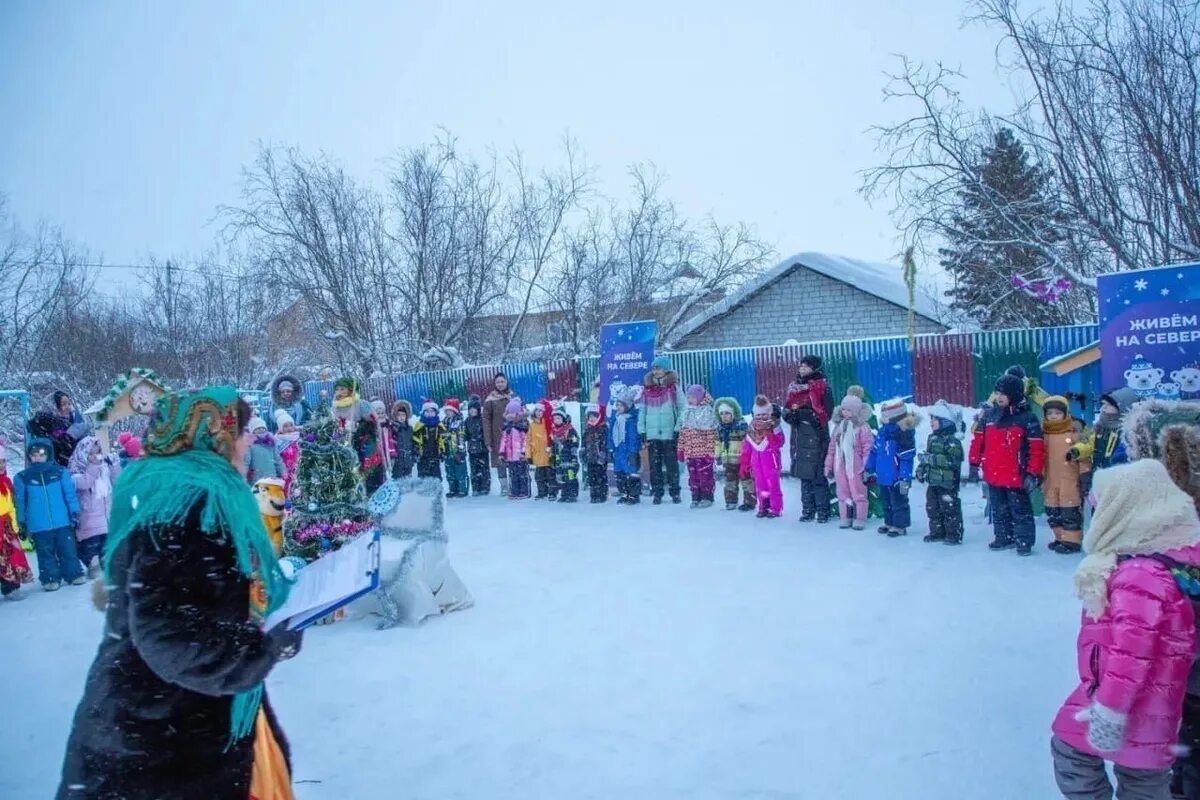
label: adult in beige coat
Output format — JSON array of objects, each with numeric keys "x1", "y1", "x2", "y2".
[{"x1": 481, "y1": 372, "x2": 513, "y2": 494}]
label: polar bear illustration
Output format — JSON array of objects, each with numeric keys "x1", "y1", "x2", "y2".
[
  {"x1": 1155, "y1": 381, "x2": 1182, "y2": 400},
  {"x1": 1170, "y1": 362, "x2": 1200, "y2": 399},
  {"x1": 1124, "y1": 354, "x2": 1164, "y2": 398}
]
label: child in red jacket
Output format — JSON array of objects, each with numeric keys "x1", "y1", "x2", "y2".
[{"x1": 968, "y1": 374, "x2": 1045, "y2": 556}]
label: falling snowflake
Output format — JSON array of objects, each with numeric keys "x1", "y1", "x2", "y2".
[
  {"x1": 1134, "y1": 278, "x2": 1148, "y2": 291},
  {"x1": 1161, "y1": 288, "x2": 1171, "y2": 296},
  {"x1": 1124, "y1": 299, "x2": 1131, "y2": 305}
]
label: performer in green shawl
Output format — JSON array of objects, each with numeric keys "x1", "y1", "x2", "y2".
[{"x1": 57, "y1": 387, "x2": 303, "y2": 800}]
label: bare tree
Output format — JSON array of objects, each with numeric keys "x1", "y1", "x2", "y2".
[
  {"x1": 221, "y1": 146, "x2": 395, "y2": 375},
  {"x1": 976, "y1": 0, "x2": 1200, "y2": 269},
  {"x1": 500, "y1": 137, "x2": 591, "y2": 359},
  {"x1": 863, "y1": 0, "x2": 1200, "y2": 321},
  {"x1": 0, "y1": 197, "x2": 94, "y2": 389}
]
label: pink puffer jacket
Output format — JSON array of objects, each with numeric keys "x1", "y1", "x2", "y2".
[{"x1": 1052, "y1": 544, "x2": 1200, "y2": 769}]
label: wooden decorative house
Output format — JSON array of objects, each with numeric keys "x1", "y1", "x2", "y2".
[{"x1": 84, "y1": 368, "x2": 170, "y2": 452}]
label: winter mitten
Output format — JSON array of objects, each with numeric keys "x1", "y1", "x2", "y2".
[
  {"x1": 915, "y1": 464, "x2": 929, "y2": 483},
  {"x1": 1066, "y1": 447, "x2": 1080, "y2": 462},
  {"x1": 266, "y1": 623, "x2": 304, "y2": 662},
  {"x1": 861, "y1": 471, "x2": 876, "y2": 487},
  {"x1": 1076, "y1": 703, "x2": 1127, "y2": 753},
  {"x1": 897, "y1": 480, "x2": 911, "y2": 497},
  {"x1": 1023, "y1": 474, "x2": 1041, "y2": 494}
]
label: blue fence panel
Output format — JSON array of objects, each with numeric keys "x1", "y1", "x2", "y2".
[
  {"x1": 707, "y1": 348, "x2": 757, "y2": 411},
  {"x1": 393, "y1": 373, "x2": 432, "y2": 408},
  {"x1": 303, "y1": 380, "x2": 332, "y2": 410},
  {"x1": 501, "y1": 361, "x2": 546, "y2": 404},
  {"x1": 1039, "y1": 324, "x2": 1101, "y2": 410},
  {"x1": 854, "y1": 337, "x2": 913, "y2": 402}
]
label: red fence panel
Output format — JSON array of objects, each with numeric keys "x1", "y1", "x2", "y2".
[
  {"x1": 755, "y1": 345, "x2": 803, "y2": 405},
  {"x1": 464, "y1": 365, "x2": 499, "y2": 400},
  {"x1": 912, "y1": 333, "x2": 974, "y2": 406},
  {"x1": 544, "y1": 359, "x2": 579, "y2": 400}
]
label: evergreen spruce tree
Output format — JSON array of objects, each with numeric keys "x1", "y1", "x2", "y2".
[
  {"x1": 283, "y1": 404, "x2": 374, "y2": 561},
  {"x1": 938, "y1": 128, "x2": 1086, "y2": 328}
]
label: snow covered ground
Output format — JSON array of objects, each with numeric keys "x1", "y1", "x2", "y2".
[{"x1": 5, "y1": 473, "x2": 1085, "y2": 799}]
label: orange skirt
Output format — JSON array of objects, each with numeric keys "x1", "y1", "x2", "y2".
[{"x1": 249, "y1": 708, "x2": 293, "y2": 800}]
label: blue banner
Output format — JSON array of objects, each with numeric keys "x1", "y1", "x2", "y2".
[
  {"x1": 1098, "y1": 263, "x2": 1200, "y2": 400},
  {"x1": 599, "y1": 320, "x2": 656, "y2": 408}
]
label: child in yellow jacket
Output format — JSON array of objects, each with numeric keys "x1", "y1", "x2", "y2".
[{"x1": 526, "y1": 400, "x2": 555, "y2": 499}]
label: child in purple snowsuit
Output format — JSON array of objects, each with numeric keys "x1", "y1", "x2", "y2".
[
  {"x1": 742, "y1": 395, "x2": 785, "y2": 517},
  {"x1": 499, "y1": 397, "x2": 531, "y2": 499}
]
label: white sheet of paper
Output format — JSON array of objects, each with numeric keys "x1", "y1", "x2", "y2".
[{"x1": 265, "y1": 530, "x2": 380, "y2": 630}]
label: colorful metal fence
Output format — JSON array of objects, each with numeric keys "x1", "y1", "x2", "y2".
[{"x1": 298, "y1": 324, "x2": 1105, "y2": 415}]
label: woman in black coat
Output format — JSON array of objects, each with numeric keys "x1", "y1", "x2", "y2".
[{"x1": 57, "y1": 387, "x2": 302, "y2": 800}]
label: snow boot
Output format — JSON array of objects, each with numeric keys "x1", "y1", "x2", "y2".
[
  {"x1": 697, "y1": 499, "x2": 713, "y2": 509},
  {"x1": 851, "y1": 521, "x2": 867, "y2": 531},
  {"x1": 671, "y1": 495, "x2": 682, "y2": 505},
  {"x1": 70, "y1": 576, "x2": 88, "y2": 586},
  {"x1": 815, "y1": 515, "x2": 830, "y2": 524},
  {"x1": 738, "y1": 502, "x2": 755, "y2": 512},
  {"x1": 943, "y1": 537, "x2": 963, "y2": 546},
  {"x1": 799, "y1": 513, "x2": 815, "y2": 523},
  {"x1": 690, "y1": 500, "x2": 699, "y2": 509},
  {"x1": 44, "y1": 582, "x2": 60, "y2": 592},
  {"x1": 1056, "y1": 541, "x2": 1081, "y2": 554},
  {"x1": 652, "y1": 495, "x2": 662, "y2": 506},
  {"x1": 988, "y1": 539, "x2": 1016, "y2": 551},
  {"x1": 1016, "y1": 545, "x2": 1033, "y2": 557},
  {"x1": 877, "y1": 525, "x2": 891, "y2": 534},
  {"x1": 3, "y1": 589, "x2": 26, "y2": 602},
  {"x1": 923, "y1": 533, "x2": 946, "y2": 543},
  {"x1": 838, "y1": 520, "x2": 852, "y2": 529},
  {"x1": 756, "y1": 505, "x2": 769, "y2": 518},
  {"x1": 887, "y1": 527, "x2": 907, "y2": 538},
  {"x1": 726, "y1": 503, "x2": 737, "y2": 511}
]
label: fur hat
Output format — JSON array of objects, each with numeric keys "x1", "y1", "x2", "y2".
[
  {"x1": 1074, "y1": 459, "x2": 1200, "y2": 619},
  {"x1": 994, "y1": 374, "x2": 1025, "y2": 406},
  {"x1": 1161, "y1": 423, "x2": 1200, "y2": 514},
  {"x1": 504, "y1": 397, "x2": 525, "y2": 417},
  {"x1": 800, "y1": 354, "x2": 823, "y2": 373},
  {"x1": 391, "y1": 399, "x2": 412, "y2": 418},
  {"x1": 334, "y1": 376, "x2": 360, "y2": 394},
  {"x1": 421, "y1": 399, "x2": 440, "y2": 416},
  {"x1": 612, "y1": 385, "x2": 638, "y2": 409},
  {"x1": 1005, "y1": 364, "x2": 1027, "y2": 380},
  {"x1": 1042, "y1": 395, "x2": 1070, "y2": 417},
  {"x1": 274, "y1": 409, "x2": 295, "y2": 429},
  {"x1": 552, "y1": 405, "x2": 569, "y2": 423},
  {"x1": 370, "y1": 400, "x2": 386, "y2": 417},
  {"x1": 686, "y1": 384, "x2": 707, "y2": 404},
  {"x1": 442, "y1": 398, "x2": 461, "y2": 416},
  {"x1": 1100, "y1": 387, "x2": 1138, "y2": 416},
  {"x1": 248, "y1": 416, "x2": 268, "y2": 433},
  {"x1": 468, "y1": 394, "x2": 482, "y2": 412},
  {"x1": 929, "y1": 399, "x2": 960, "y2": 427},
  {"x1": 752, "y1": 394, "x2": 772, "y2": 420},
  {"x1": 715, "y1": 397, "x2": 741, "y2": 418},
  {"x1": 845, "y1": 385, "x2": 865, "y2": 399},
  {"x1": 652, "y1": 355, "x2": 671, "y2": 371},
  {"x1": 880, "y1": 398, "x2": 908, "y2": 424},
  {"x1": 839, "y1": 394, "x2": 865, "y2": 417}
]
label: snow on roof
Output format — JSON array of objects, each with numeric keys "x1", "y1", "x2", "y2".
[{"x1": 668, "y1": 251, "x2": 952, "y2": 346}]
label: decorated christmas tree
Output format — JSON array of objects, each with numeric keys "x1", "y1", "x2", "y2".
[{"x1": 283, "y1": 405, "x2": 374, "y2": 561}]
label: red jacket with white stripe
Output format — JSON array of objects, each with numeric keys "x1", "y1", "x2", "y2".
[{"x1": 968, "y1": 403, "x2": 1045, "y2": 489}]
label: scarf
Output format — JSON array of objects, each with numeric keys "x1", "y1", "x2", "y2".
[
  {"x1": 1074, "y1": 458, "x2": 1200, "y2": 619},
  {"x1": 836, "y1": 418, "x2": 858, "y2": 473},
  {"x1": 551, "y1": 421, "x2": 572, "y2": 441},
  {"x1": 612, "y1": 413, "x2": 630, "y2": 447},
  {"x1": 1042, "y1": 417, "x2": 1073, "y2": 435},
  {"x1": 103, "y1": 387, "x2": 288, "y2": 747}
]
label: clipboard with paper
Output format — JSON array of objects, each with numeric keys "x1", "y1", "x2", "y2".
[{"x1": 265, "y1": 530, "x2": 381, "y2": 631}]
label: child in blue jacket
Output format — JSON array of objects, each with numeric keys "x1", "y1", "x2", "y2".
[
  {"x1": 608, "y1": 388, "x2": 642, "y2": 505},
  {"x1": 864, "y1": 399, "x2": 917, "y2": 537},
  {"x1": 13, "y1": 437, "x2": 83, "y2": 590}
]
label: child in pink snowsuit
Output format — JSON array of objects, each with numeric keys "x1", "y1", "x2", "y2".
[
  {"x1": 741, "y1": 395, "x2": 785, "y2": 517},
  {"x1": 824, "y1": 394, "x2": 875, "y2": 530}
]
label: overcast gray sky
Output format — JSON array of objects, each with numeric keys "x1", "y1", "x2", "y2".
[{"x1": 0, "y1": 1, "x2": 1012, "y2": 281}]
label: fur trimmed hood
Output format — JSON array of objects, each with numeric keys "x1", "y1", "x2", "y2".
[
  {"x1": 643, "y1": 369, "x2": 678, "y2": 388},
  {"x1": 1123, "y1": 399, "x2": 1200, "y2": 461},
  {"x1": 714, "y1": 396, "x2": 743, "y2": 420},
  {"x1": 270, "y1": 374, "x2": 305, "y2": 406},
  {"x1": 832, "y1": 395, "x2": 872, "y2": 426},
  {"x1": 1075, "y1": 458, "x2": 1200, "y2": 619},
  {"x1": 1161, "y1": 423, "x2": 1200, "y2": 514}
]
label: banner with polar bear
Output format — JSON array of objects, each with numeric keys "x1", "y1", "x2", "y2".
[
  {"x1": 1098, "y1": 262, "x2": 1200, "y2": 400},
  {"x1": 599, "y1": 320, "x2": 657, "y2": 408}
]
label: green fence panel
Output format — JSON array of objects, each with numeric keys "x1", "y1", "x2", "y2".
[
  {"x1": 798, "y1": 339, "x2": 859, "y2": 400},
  {"x1": 427, "y1": 368, "x2": 467, "y2": 404},
  {"x1": 972, "y1": 328, "x2": 1044, "y2": 404},
  {"x1": 577, "y1": 356, "x2": 600, "y2": 403}
]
